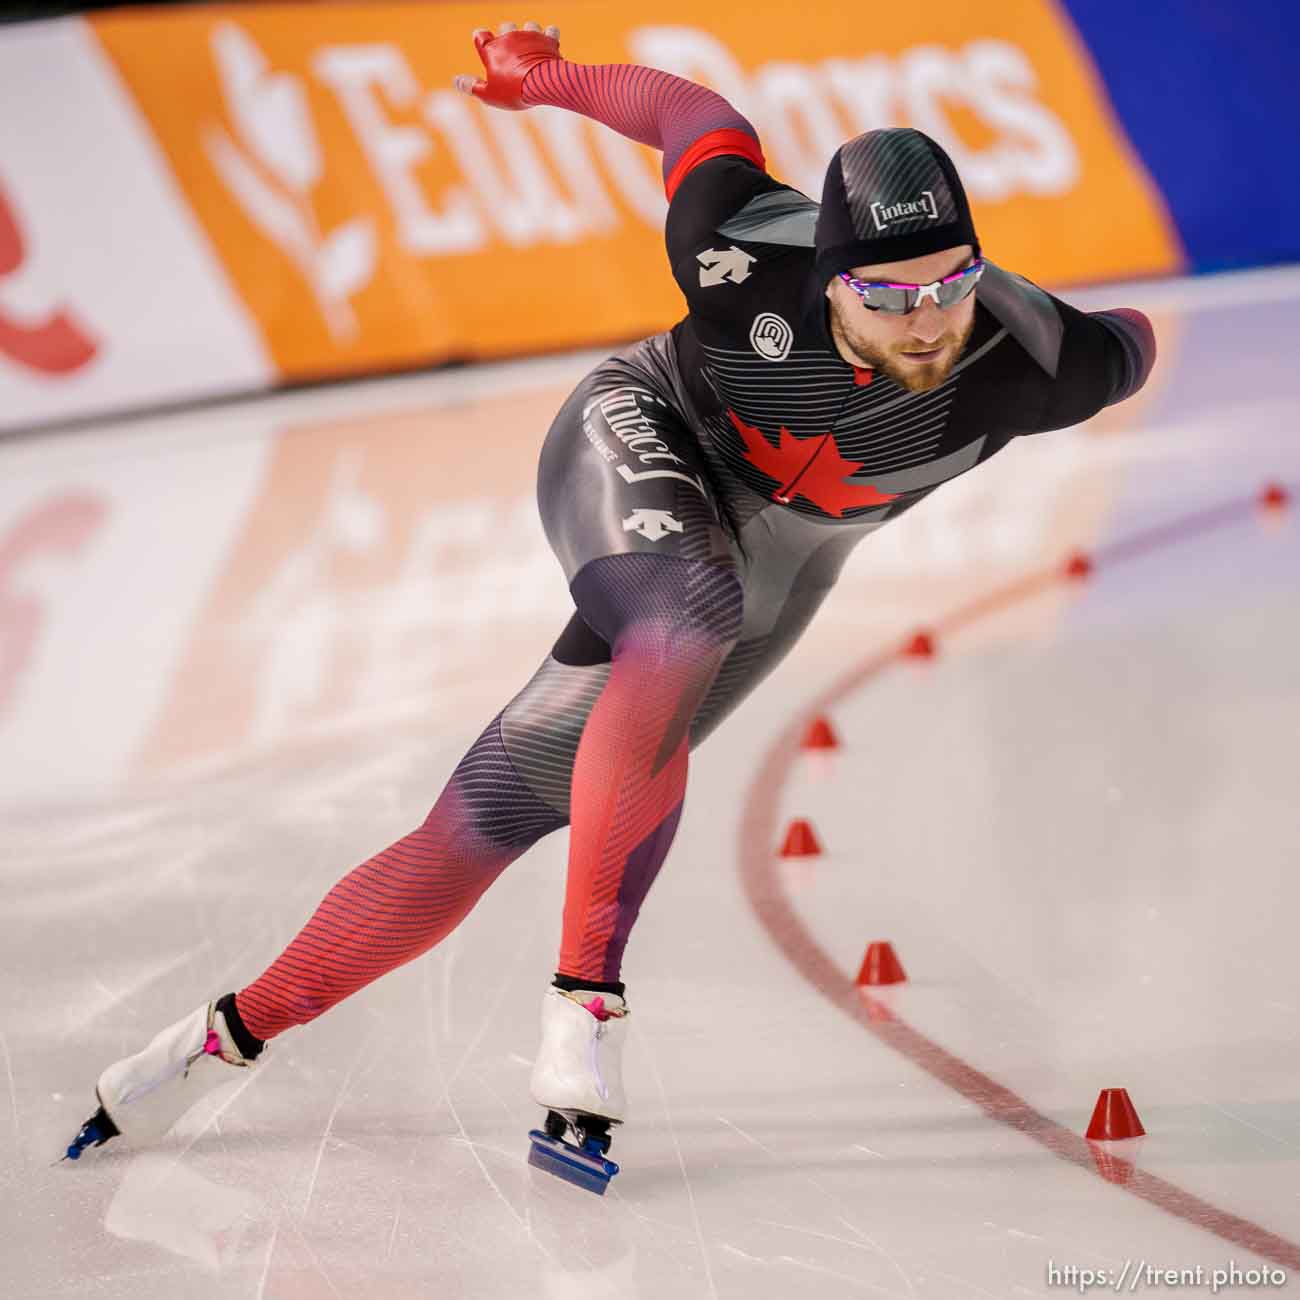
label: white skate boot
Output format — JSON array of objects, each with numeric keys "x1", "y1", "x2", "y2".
[
  {"x1": 64, "y1": 1000, "x2": 259, "y2": 1160},
  {"x1": 527, "y1": 986, "x2": 628, "y2": 1194}
]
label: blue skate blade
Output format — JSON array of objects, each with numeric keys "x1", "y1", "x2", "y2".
[
  {"x1": 527, "y1": 1129, "x2": 619, "y2": 1195},
  {"x1": 63, "y1": 1109, "x2": 115, "y2": 1162}
]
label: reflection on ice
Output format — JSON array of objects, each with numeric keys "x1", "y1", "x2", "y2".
[{"x1": 105, "y1": 1153, "x2": 257, "y2": 1272}]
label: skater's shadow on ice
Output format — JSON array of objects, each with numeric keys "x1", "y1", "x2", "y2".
[{"x1": 104, "y1": 1153, "x2": 257, "y2": 1272}]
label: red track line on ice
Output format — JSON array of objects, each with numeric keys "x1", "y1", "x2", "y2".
[{"x1": 739, "y1": 486, "x2": 1300, "y2": 1271}]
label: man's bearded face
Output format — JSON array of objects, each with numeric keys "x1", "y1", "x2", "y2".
[{"x1": 825, "y1": 244, "x2": 977, "y2": 394}]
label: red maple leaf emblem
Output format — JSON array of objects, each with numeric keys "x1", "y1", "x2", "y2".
[{"x1": 727, "y1": 409, "x2": 899, "y2": 518}]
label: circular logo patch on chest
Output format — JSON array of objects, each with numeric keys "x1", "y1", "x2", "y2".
[{"x1": 749, "y1": 312, "x2": 794, "y2": 361}]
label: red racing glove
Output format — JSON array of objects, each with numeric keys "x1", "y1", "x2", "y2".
[{"x1": 460, "y1": 27, "x2": 563, "y2": 111}]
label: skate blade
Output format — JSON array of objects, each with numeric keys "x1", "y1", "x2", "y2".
[
  {"x1": 61, "y1": 1106, "x2": 118, "y2": 1163},
  {"x1": 527, "y1": 1129, "x2": 619, "y2": 1195}
]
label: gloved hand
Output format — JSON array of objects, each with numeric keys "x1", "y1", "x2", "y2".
[{"x1": 452, "y1": 20, "x2": 563, "y2": 111}]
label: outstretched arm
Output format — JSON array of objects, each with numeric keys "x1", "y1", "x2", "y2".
[
  {"x1": 1034, "y1": 298, "x2": 1158, "y2": 433},
  {"x1": 453, "y1": 20, "x2": 765, "y2": 199}
]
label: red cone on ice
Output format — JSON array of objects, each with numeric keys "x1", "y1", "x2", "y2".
[
  {"x1": 1085, "y1": 1088, "x2": 1146, "y2": 1140},
  {"x1": 779, "y1": 818, "x2": 822, "y2": 858},
  {"x1": 855, "y1": 941, "x2": 907, "y2": 987},
  {"x1": 1259, "y1": 481, "x2": 1290, "y2": 511},
  {"x1": 903, "y1": 630, "x2": 936, "y2": 659},
  {"x1": 1064, "y1": 550, "x2": 1094, "y2": 580},
  {"x1": 801, "y1": 715, "x2": 839, "y2": 751}
]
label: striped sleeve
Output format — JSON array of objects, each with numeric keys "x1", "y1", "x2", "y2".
[{"x1": 521, "y1": 60, "x2": 765, "y2": 196}]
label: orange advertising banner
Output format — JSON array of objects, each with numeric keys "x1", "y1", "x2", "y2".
[{"x1": 92, "y1": 1, "x2": 1183, "y2": 383}]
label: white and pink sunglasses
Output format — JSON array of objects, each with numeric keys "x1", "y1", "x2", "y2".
[{"x1": 838, "y1": 259, "x2": 984, "y2": 315}]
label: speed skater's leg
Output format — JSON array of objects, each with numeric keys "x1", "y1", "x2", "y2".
[
  {"x1": 69, "y1": 689, "x2": 575, "y2": 1152},
  {"x1": 515, "y1": 360, "x2": 747, "y2": 1181},
  {"x1": 233, "y1": 709, "x2": 567, "y2": 1043},
  {"x1": 556, "y1": 552, "x2": 742, "y2": 985}
]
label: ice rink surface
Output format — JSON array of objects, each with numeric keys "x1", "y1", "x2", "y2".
[{"x1": 1, "y1": 267, "x2": 1298, "y2": 1298}]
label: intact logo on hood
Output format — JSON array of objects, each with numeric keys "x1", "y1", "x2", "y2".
[{"x1": 869, "y1": 191, "x2": 939, "y2": 233}]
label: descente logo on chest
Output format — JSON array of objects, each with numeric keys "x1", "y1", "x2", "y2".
[{"x1": 750, "y1": 312, "x2": 794, "y2": 361}]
